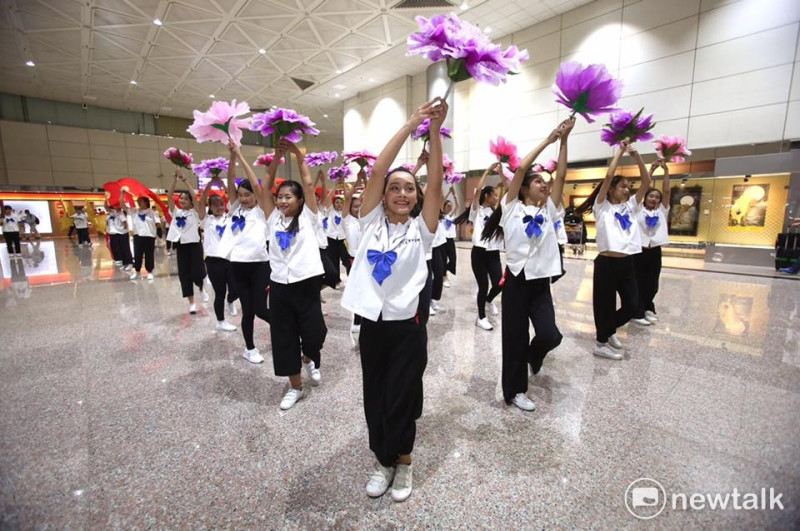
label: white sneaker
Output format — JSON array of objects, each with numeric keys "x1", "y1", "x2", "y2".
[
  {"x1": 431, "y1": 300, "x2": 441, "y2": 312},
  {"x1": 350, "y1": 323, "x2": 361, "y2": 334},
  {"x1": 201, "y1": 290, "x2": 210, "y2": 303},
  {"x1": 167, "y1": 251, "x2": 173, "y2": 256},
  {"x1": 129, "y1": 270, "x2": 138, "y2": 280},
  {"x1": 488, "y1": 301, "x2": 499, "y2": 316},
  {"x1": 188, "y1": 303, "x2": 197, "y2": 314},
  {"x1": 608, "y1": 334, "x2": 623, "y2": 349},
  {"x1": 243, "y1": 348, "x2": 264, "y2": 364},
  {"x1": 632, "y1": 317, "x2": 651, "y2": 327},
  {"x1": 280, "y1": 387, "x2": 305, "y2": 410},
  {"x1": 366, "y1": 463, "x2": 396, "y2": 498},
  {"x1": 476, "y1": 317, "x2": 493, "y2": 331},
  {"x1": 303, "y1": 360, "x2": 321, "y2": 386},
  {"x1": 123, "y1": 264, "x2": 132, "y2": 271},
  {"x1": 593, "y1": 343, "x2": 623, "y2": 360},
  {"x1": 227, "y1": 301, "x2": 238, "y2": 316},
  {"x1": 216, "y1": 320, "x2": 237, "y2": 332},
  {"x1": 146, "y1": 273, "x2": 154, "y2": 281},
  {"x1": 391, "y1": 464, "x2": 413, "y2": 502},
  {"x1": 114, "y1": 260, "x2": 122, "y2": 266},
  {"x1": 429, "y1": 304, "x2": 437, "y2": 316},
  {"x1": 645, "y1": 310, "x2": 659, "y2": 323},
  {"x1": 443, "y1": 279, "x2": 451, "y2": 288},
  {"x1": 511, "y1": 393, "x2": 536, "y2": 411},
  {"x1": 334, "y1": 282, "x2": 343, "y2": 290}
]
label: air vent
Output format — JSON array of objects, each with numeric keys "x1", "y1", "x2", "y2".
[
  {"x1": 568, "y1": 158, "x2": 608, "y2": 169},
  {"x1": 291, "y1": 77, "x2": 314, "y2": 91},
  {"x1": 392, "y1": 0, "x2": 455, "y2": 9}
]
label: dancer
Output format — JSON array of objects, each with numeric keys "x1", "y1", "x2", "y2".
[
  {"x1": 198, "y1": 171, "x2": 239, "y2": 332},
  {"x1": 106, "y1": 203, "x2": 132, "y2": 268},
  {"x1": 322, "y1": 175, "x2": 350, "y2": 288},
  {"x1": 430, "y1": 196, "x2": 448, "y2": 312},
  {"x1": 315, "y1": 171, "x2": 339, "y2": 291},
  {"x1": 71, "y1": 206, "x2": 91, "y2": 247},
  {"x1": 574, "y1": 139, "x2": 650, "y2": 360},
  {"x1": 482, "y1": 118, "x2": 573, "y2": 411},
  {"x1": 342, "y1": 97, "x2": 447, "y2": 503},
  {"x1": 442, "y1": 188, "x2": 460, "y2": 287},
  {"x1": 121, "y1": 192, "x2": 160, "y2": 280},
  {"x1": 233, "y1": 140, "x2": 326, "y2": 410},
  {"x1": 166, "y1": 171, "x2": 208, "y2": 314},
  {"x1": 633, "y1": 159, "x2": 670, "y2": 323},
  {"x1": 1, "y1": 206, "x2": 22, "y2": 259},
  {"x1": 342, "y1": 170, "x2": 367, "y2": 333}
]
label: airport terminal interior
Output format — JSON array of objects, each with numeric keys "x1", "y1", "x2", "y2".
[{"x1": 1, "y1": 0, "x2": 799, "y2": 527}]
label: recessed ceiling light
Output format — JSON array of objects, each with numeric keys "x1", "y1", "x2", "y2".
[
  {"x1": 258, "y1": 48, "x2": 266, "y2": 54},
  {"x1": 460, "y1": 1, "x2": 468, "y2": 10},
  {"x1": 333, "y1": 84, "x2": 346, "y2": 90},
  {"x1": 209, "y1": 94, "x2": 215, "y2": 98},
  {"x1": 368, "y1": 78, "x2": 375, "y2": 82},
  {"x1": 334, "y1": 93, "x2": 340, "y2": 98},
  {"x1": 335, "y1": 69, "x2": 342, "y2": 74},
  {"x1": 25, "y1": 60, "x2": 35, "y2": 67},
  {"x1": 484, "y1": 26, "x2": 492, "y2": 34},
  {"x1": 153, "y1": 18, "x2": 163, "y2": 26},
  {"x1": 323, "y1": 114, "x2": 328, "y2": 118},
  {"x1": 130, "y1": 80, "x2": 137, "y2": 85}
]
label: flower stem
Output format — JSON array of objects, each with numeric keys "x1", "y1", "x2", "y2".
[{"x1": 442, "y1": 79, "x2": 455, "y2": 101}]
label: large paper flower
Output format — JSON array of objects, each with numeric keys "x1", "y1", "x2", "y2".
[
  {"x1": 600, "y1": 108, "x2": 656, "y2": 146},
  {"x1": 411, "y1": 119, "x2": 453, "y2": 142},
  {"x1": 553, "y1": 62, "x2": 623, "y2": 123},
  {"x1": 249, "y1": 108, "x2": 319, "y2": 145},
  {"x1": 254, "y1": 153, "x2": 285, "y2": 167},
  {"x1": 654, "y1": 135, "x2": 691, "y2": 163},
  {"x1": 532, "y1": 159, "x2": 557, "y2": 176},
  {"x1": 187, "y1": 99, "x2": 251, "y2": 146},
  {"x1": 328, "y1": 164, "x2": 352, "y2": 181},
  {"x1": 305, "y1": 151, "x2": 339, "y2": 167},
  {"x1": 407, "y1": 14, "x2": 529, "y2": 96},
  {"x1": 489, "y1": 136, "x2": 520, "y2": 168},
  {"x1": 445, "y1": 171, "x2": 465, "y2": 184},
  {"x1": 343, "y1": 150, "x2": 377, "y2": 170},
  {"x1": 163, "y1": 147, "x2": 193, "y2": 169},
  {"x1": 192, "y1": 157, "x2": 229, "y2": 179}
]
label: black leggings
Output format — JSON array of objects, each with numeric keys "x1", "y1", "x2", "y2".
[
  {"x1": 471, "y1": 246, "x2": 502, "y2": 319},
  {"x1": 175, "y1": 241, "x2": 206, "y2": 298},
  {"x1": 269, "y1": 276, "x2": 326, "y2": 376},
  {"x1": 111, "y1": 234, "x2": 132, "y2": 265},
  {"x1": 3, "y1": 232, "x2": 21, "y2": 254},
  {"x1": 133, "y1": 235, "x2": 155, "y2": 273},
  {"x1": 232, "y1": 261, "x2": 271, "y2": 350},
  {"x1": 444, "y1": 237, "x2": 457, "y2": 275},
  {"x1": 326, "y1": 238, "x2": 350, "y2": 285},
  {"x1": 593, "y1": 254, "x2": 639, "y2": 343},
  {"x1": 501, "y1": 270, "x2": 562, "y2": 401},
  {"x1": 76, "y1": 228, "x2": 90, "y2": 245},
  {"x1": 431, "y1": 244, "x2": 446, "y2": 301},
  {"x1": 205, "y1": 257, "x2": 238, "y2": 321},
  {"x1": 634, "y1": 246, "x2": 662, "y2": 316},
  {"x1": 320, "y1": 248, "x2": 338, "y2": 289}
]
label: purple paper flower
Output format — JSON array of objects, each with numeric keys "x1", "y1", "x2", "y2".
[
  {"x1": 192, "y1": 157, "x2": 229, "y2": 179},
  {"x1": 305, "y1": 151, "x2": 339, "y2": 167},
  {"x1": 343, "y1": 150, "x2": 377, "y2": 169},
  {"x1": 328, "y1": 164, "x2": 352, "y2": 181},
  {"x1": 254, "y1": 153, "x2": 285, "y2": 167},
  {"x1": 406, "y1": 14, "x2": 529, "y2": 88},
  {"x1": 187, "y1": 100, "x2": 252, "y2": 146},
  {"x1": 249, "y1": 108, "x2": 320, "y2": 145},
  {"x1": 445, "y1": 171, "x2": 465, "y2": 184},
  {"x1": 553, "y1": 61, "x2": 623, "y2": 123},
  {"x1": 600, "y1": 108, "x2": 656, "y2": 146},
  {"x1": 411, "y1": 119, "x2": 453, "y2": 142},
  {"x1": 532, "y1": 159, "x2": 557, "y2": 176}
]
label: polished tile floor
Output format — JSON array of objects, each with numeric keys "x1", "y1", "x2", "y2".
[{"x1": 1, "y1": 238, "x2": 798, "y2": 528}]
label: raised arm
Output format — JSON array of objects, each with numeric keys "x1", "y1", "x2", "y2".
[
  {"x1": 411, "y1": 149, "x2": 429, "y2": 177},
  {"x1": 282, "y1": 140, "x2": 317, "y2": 214},
  {"x1": 655, "y1": 159, "x2": 670, "y2": 208},
  {"x1": 421, "y1": 99, "x2": 448, "y2": 232},
  {"x1": 318, "y1": 170, "x2": 333, "y2": 209},
  {"x1": 630, "y1": 146, "x2": 651, "y2": 204},
  {"x1": 597, "y1": 139, "x2": 629, "y2": 206},
  {"x1": 167, "y1": 171, "x2": 179, "y2": 211},
  {"x1": 226, "y1": 144, "x2": 237, "y2": 202},
  {"x1": 199, "y1": 178, "x2": 218, "y2": 221},
  {"x1": 343, "y1": 169, "x2": 366, "y2": 219},
  {"x1": 551, "y1": 117, "x2": 575, "y2": 208},
  {"x1": 507, "y1": 121, "x2": 565, "y2": 205},
  {"x1": 234, "y1": 144, "x2": 273, "y2": 216},
  {"x1": 472, "y1": 163, "x2": 500, "y2": 210},
  {"x1": 360, "y1": 99, "x2": 439, "y2": 216}
]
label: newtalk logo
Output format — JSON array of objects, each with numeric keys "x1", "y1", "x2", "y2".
[{"x1": 625, "y1": 478, "x2": 785, "y2": 520}]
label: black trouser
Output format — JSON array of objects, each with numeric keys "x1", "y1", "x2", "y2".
[
  {"x1": 326, "y1": 237, "x2": 350, "y2": 285},
  {"x1": 320, "y1": 248, "x2": 338, "y2": 289},
  {"x1": 551, "y1": 244, "x2": 566, "y2": 284},
  {"x1": 205, "y1": 257, "x2": 238, "y2": 321},
  {"x1": 175, "y1": 241, "x2": 206, "y2": 298},
  {"x1": 166, "y1": 239, "x2": 174, "y2": 251},
  {"x1": 133, "y1": 235, "x2": 156, "y2": 273},
  {"x1": 471, "y1": 246, "x2": 502, "y2": 319},
  {"x1": 110, "y1": 233, "x2": 132, "y2": 265},
  {"x1": 416, "y1": 260, "x2": 433, "y2": 326},
  {"x1": 348, "y1": 256, "x2": 363, "y2": 326},
  {"x1": 431, "y1": 244, "x2": 447, "y2": 301},
  {"x1": 68, "y1": 225, "x2": 76, "y2": 238},
  {"x1": 4, "y1": 232, "x2": 21, "y2": 254},
  {"x1": 444, "y1": 237, "x2": 457, "y2": 275},
  {"x1": 635, "y1": 246, "x2": 662, "y2": 316},
  {"x1": 593, "y1": 254, "x2": 639, "y2": 343},
  {"x1": 232, "y1": 261, "x2": 271, "y2": 350},
  {"x1": 501, "y1": 270, "x2": 563, "y2": 402},
  {"x1": 360, "y1": 316, "x2": 427, "y2": 467},
  {"x1": 269, "y1": 276, "x2": 326, "y2": 376},
  {"x1": 76, "y1": 228, "x2": 90, "y2": 245}
]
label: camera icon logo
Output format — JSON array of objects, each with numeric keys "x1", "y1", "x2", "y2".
[{"x1": 625, "y1": 478, "x2": 666, "y2": 519}]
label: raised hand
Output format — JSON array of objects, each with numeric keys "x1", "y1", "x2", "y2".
[
  {"x1": 429, "y1": 97, "x2": 449, "y2": 129},
  {"x1": 409, "y1": 99, "x2": 439, "y2": 127}
]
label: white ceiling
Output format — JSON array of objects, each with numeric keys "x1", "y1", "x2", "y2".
[{"x1": 0, "y1": 0, "x2": 595, "y2": 135}]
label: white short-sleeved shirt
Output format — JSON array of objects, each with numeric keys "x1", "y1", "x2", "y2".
[
  {"x1": 554, "y1": 204, "x2": 568, "y2": 245},
  {"x1": 594, "y1": 197, "x2": 642, "y2": 255},
  {"x1": 470, "y1": 205, "x2": 503, "y2": 251},
  {"x1": 2, "y1": 213, "x2": 20, "y2": 233},
  {"x1": 106, "y1": 210, "x2": 127, "y2": 235},
  {"x1": 341, "y1": 205, "x2": 435, "y2": 322},
  {"x1": 203, "y1": 213, "x2": 231, "y2": 259},
  {"x1": 324, "y1": 207, "x2": 347, "y2": 240},
  {"x1": 636, "y1": 203, "x2": 670, "y2": 248},
  {"x1": 268, "y1": 204, "x2": 324, "y2": 284},
  {"x1": 500, "y1": 198, "x2": 562, "y2": 280},
  {"x1": 315, "y1": 210, "x2": 328, "y2": 249},
  {"x1": 433, "y1": 217, "x2": 448, "y2": 248},
  {"x1": 72, "y1": 212, "x2": 88, "y2": 229},
  {"x1": 129, "y1": 208, "x2": 159, "y2": 238},
  {"x1": 343, "y1": 215, "x2": 362, "y2": 258},
  {"x1": 443, "y1": 213, "x2": 457, "y2": 239},
  {"x1": 217, "y1": 202, "x2": 269, "y2": 262},
  {"x1": 166, "y1": 208, "x2": 200, "y2": 244}
]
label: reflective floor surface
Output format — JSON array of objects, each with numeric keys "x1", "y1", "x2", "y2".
[{"x1": 1, "y1": 238, "x2": 798, "y2": 528}]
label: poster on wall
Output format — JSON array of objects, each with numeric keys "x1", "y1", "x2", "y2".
[
  {"x1": 728, "y1": 184, "x2": 769, "y2": 227},
  {"x1": 668, "y1": 186, "x2": 702, "y2": 236},
  {"x1": 0, "y1": 200, "x2": 53, "y2": 234}
]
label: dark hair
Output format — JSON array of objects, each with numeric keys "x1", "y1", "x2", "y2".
[
  {"x1": 137, "y1": 197, "x2": 151, "y2": 208},
  {"x1": 573, "y1": 175, "x2": 626, "y2": 216},
  {"x1": 644, "y1": 187, "x2": 662, "y2": 204},
  {"x1": 452, "y1": 185, "x2": 497, "y2": 226},
  {"x1": 179, "y1": 191, "x2": 194, "y2": 207},
  {"x1": 237, "y1": 180, "x2": 254, "y2": 193},
  {"x1": 277, "y1": 180, "x2": 304, "y2": 233},
  {"x1": 482, "y1": 169, "x2": 541, "y2": 242},
  {"x1": 207, "y1": 194, "x2": 224, "y2": 215},
  {"x1": 3, "y1": 206, "x2": 11, "y2": 211},
  {"x1": 479, "y1": 185, "x2": 495, "y2": 206},
  {"x1": 383, "y1": 167, "x2": 424, "y2": 218}
]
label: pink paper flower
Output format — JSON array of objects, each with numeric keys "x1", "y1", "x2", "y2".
[
  {"x1": 654, "y1": 135, "x2": 692, "y2": 163},
  {"x1": 305, "y1": 151, "x2": 339, "y2": 167},
  {"x1": 343, "y1": 150, "x2": 377, "y2": 169},
  {"x1": 328, "y1": 164, "x2": 352, "y2": 181},
  {"x1": 249, "y1": 108, "x2": 319, "y2": 145},
  {"x1": 490, "y1": 136, "x2": 519, "y2": 165},
  {"x1": 553, "y1": 61, "x2": 623, "y2": 123},
  {"x1": 532, "y1": 159, "x2": 557, "y2": 176},
  {"x1": 187, "y1": 100, "x2": 251, "y2": 146},
  {"x1": 601, "y1": 108, "x2": 656, "y2": 146},
  {"x1": 442, "y1": 153, "x2": 455, "y2": 177},
  {"x1": 254, "y1": 153, "x2": 285, "y2": 167},
  {"x1": 163, "y1": 147, "x2": 193, "y2": 169},
  {"x1": 401, "y1": 163, "x2": 417, "y2": 174},
  {"x1": 192, "y1": 157, "x2": 229, "y2": 179}
]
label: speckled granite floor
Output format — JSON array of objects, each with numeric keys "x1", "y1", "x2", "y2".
[{"x1": 1, "y1": 239, "x2": 798, "y2": 528}]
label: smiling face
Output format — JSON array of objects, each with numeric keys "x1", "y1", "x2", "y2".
[
  {"x1": 276, "y1": 183, "x2": 303, "y2": 217},
  {"x1": 178, "y1": 192, "x2": 193, "y2": 210},
  {"x1": 443, "y1": 200, "x2": 453, "y2": 214},
  {"x1": 333, "y1": 196, "x2": 344, "y2": 212},
  {"x1": 208, "y1": 195, "x2": 226, "y2": 217},
  {"x1": 383, "y1": 171, "x2": 418, "y2": 220},
  {"x1": 350, "y1": 197, "x2": 362, "y2": 217},
  {"x1": 237, "y1": 185, "x2": 256, "y2": 209},
  {"x1": 525, "y1": 174, "x2": 549, "y2": 205},
  {"x1": 644, "y1": 189, "x2": 662, "y2": 210}
]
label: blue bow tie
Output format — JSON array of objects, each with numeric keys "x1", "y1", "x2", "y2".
[
  {"x1": 6, "y1": 218, "x2": 13, "y2": 223},
  {"x1": 483, "y1": 215, "x2": 490, "y2": 223},
  {"x1": 367, "y1": 249, "x2": 397, "y2": 286},
  {"x1": 175, "y1": 216, "x2": 187, "y2": 228},
  {"x1": 645, "y1": 214, "x2": 659, "y2": 228},
  {"x1": 615, "y1": 212, "x2": 632, "y2": 231},
  {"x1": 275, "y1": 230, "x2": 295, "y2": 251},
  {"x1": 215, "y1": 225, "x2": 225, "y2": 237},
  {"x1": 322, "y1": 217, "x2": 329, "y2": 230},
  {"x1": 138, "y1": 214, "x2": 147, "y2": 221},
  {"x1": 554, "y1": 219, "x2": 562, "y2": 231},
  {"x1": 522, "y1": 214, "x2": 544, "y2": 238},
  {"x1": 445, "y1": 219, "x2": 453, "y2": 229},
  {"x1": 231, "y1": 215, "x2": 245, "y2": 232},
  {"x1": 108, "y1": 215, "x2": 115, "y2": 221},
  {"x1": 334, "y1": 215, "x2": 341, "y2": 226}
]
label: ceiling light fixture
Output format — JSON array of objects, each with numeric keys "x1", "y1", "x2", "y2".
[
  {"x1": 323, "y1": 114, "x2": 328, "y2": 118},
  {"x1": 460, "y1": 1, "x2": 468, "y2": 10},
  {"x1": 369, "y1": 78, "x2": 375, "y2": 82},
  {"x1": 209, "y1": 94, "x2": 215, "y2": 98},
  {"x1": 258, "y1": 48, "x2": 266, "y2": 54},
  {"x1": 334, "y1": 93, "x2": 340, "y2": 98},
  {"x1": 153, "y1": 18, "x2": 163, "y2": 26},
  {"x1": 130, "y1": 80, "x2": 137, "y2": 85},
  {"x1": 25, "y1": 60, "x2": 35, "y2": 67},
  {"x1": 336, "y1": 69, "x2": 342, "y2": 74},
  {"x1": 484, "y1": 26, "x2": 492, "y2": 34}
]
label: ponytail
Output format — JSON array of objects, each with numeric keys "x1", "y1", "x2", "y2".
[
  {"x1": 482, "y1": 170, "x2": 540, "y2": 242},
  {"x1": 573, "y1": 175, "x2": 625, "y2": 216}
]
